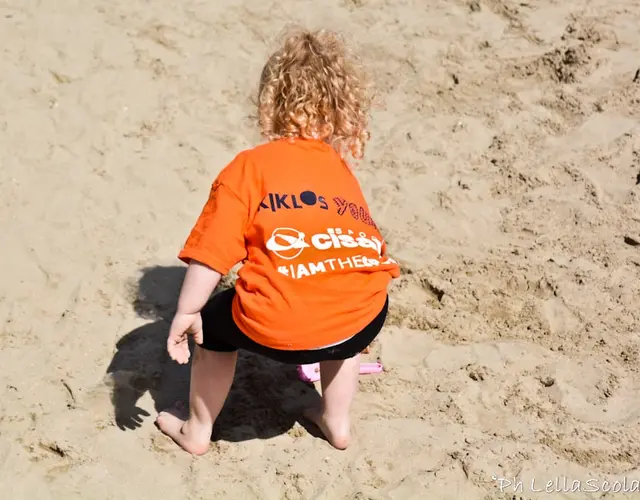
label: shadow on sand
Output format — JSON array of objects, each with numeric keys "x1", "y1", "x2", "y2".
[{"x1": 106, "y1": 265, "x2": 322, "y2": 442}]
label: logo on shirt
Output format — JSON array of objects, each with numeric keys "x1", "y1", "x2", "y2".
[
  {"x1": 265, "y1": 228, "x2": 310, "y2": 260},
  {"x1": 259, "y1": 191, "x2": 329, "y2": 212},
  {"x1": 266, "y1": 227, "x2": 383, "y2": 260},
  {"x1": 265, "y1": 227, "x2": 397, "y2": 280}
]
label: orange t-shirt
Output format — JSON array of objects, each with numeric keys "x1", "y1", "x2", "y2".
[{"x1": 178, "y1": 138, "x2": 400, "y2": 350}]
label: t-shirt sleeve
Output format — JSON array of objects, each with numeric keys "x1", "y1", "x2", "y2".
[{"x1": 178, "y1": 152, "x2": 257, "y2": 275}]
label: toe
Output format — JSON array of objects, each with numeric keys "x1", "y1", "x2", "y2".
[{"x1": 156, "y1": 411, "x2": 183, "y2": 433}]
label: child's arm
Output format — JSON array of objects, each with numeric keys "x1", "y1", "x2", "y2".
[
  {"x1": 171, "y1": 152, "x2": 256, "y2": 363},
  {"x1": 177, "y1": 260, "x2": 222, "y2": 314},
  {"x1": 167, "y1": 260, "x2": 221, "y2": 364}
]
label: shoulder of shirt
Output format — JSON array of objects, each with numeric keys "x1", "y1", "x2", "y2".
[
  {"x1": 223, "y1": 140, "x2": 303, "y2": 176},
  {"x1": 219, "y1": 141, "x2": 284, "y2": 172},
  {"x1": 238, "y1": 139, "x2": 293, "y2": 159},
  {"x1": 213, "y1": 142, "x2": 283, "y2": 189},
  {"x1": 239, "y1": 139, "x2": 348, "y2": 169},
  {"x1": 222, "y1": 139, "x2": 347, "y2": 181}
]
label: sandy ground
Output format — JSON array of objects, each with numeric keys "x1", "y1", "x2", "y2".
[{"x1": 1, "y1": 0, "x2": 640, "y2": 498}]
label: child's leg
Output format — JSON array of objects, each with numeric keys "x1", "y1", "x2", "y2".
[
  {"x1": 156, "y1": 346, "x2": 237, "y2": 455},
  {"x1": 304, "y1": 354, "x2": 360, "y2": 450}
]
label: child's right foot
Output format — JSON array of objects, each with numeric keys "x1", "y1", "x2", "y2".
[
  {"x1": 303, "y1": 406, "x2": 351, "y2": 450},
  {"x1": 156, "y1": 408, "x2": 211, "y2": 456}
]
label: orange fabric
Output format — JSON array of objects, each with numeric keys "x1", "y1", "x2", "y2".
[{"x1": 179, "y1": 138, "x2": 400, "y2": 350}]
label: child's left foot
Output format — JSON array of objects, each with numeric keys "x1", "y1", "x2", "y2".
[{"x1": 156, "y1": 409, "x2": 211, "y2": 456}]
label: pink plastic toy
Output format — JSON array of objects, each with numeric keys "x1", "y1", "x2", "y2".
[{"x1": 297, "y1": 362, "x2": 384, "y2": 383}]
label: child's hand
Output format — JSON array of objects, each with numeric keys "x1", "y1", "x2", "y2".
[
  {"x1": 167, "y1": 311, "x2": 204, "y2": 364},
  {"x1": 166, "y1": 260, "x2": 221, "y2": 364}
]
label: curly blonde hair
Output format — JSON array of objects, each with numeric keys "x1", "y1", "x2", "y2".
[{"x1": 257, "y1": 28, "x2": 372, "y2": 160}]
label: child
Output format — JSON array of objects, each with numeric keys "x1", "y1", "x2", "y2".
[{"x1": 156, "y1": 28, "x2": 400, "y2": 455}]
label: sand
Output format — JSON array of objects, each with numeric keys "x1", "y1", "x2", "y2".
[{"x1": 1, "y1": 0, "x2": 640, "y2": 498}]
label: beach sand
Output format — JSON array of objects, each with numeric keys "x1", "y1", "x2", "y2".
[{"x1": 1, "y1": 0, "x2": 640, "y2": 498}]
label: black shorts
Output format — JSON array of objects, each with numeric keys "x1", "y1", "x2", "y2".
[{"x1": 199, "y1": 288, "x2": 389, "y2": 365}]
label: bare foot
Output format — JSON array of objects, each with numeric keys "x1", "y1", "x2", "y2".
[
  {"x1": 155, "y1": 408, "x2": 211, "y2": 456},
  {"x1": 303, "y1": 406, "x2": 351, "y2": 450}
]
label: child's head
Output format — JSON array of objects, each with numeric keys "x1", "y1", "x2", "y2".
[{"x1": 257, "y1": 28, "x2": 371, "y2": 160}]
